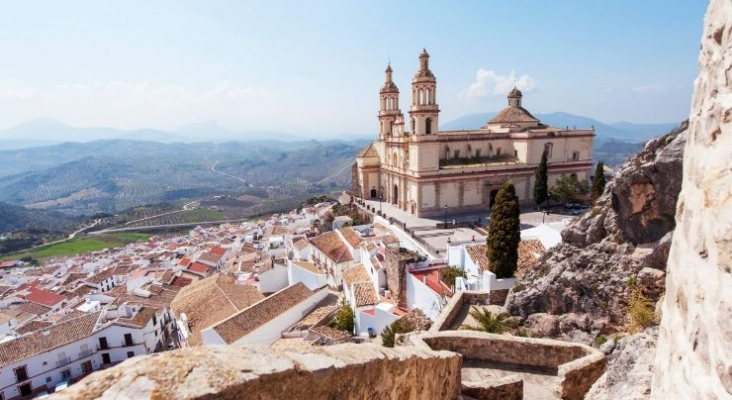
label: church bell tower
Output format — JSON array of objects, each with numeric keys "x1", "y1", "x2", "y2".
[
  {"x1": 409, "y1": 49, "x2": 439, "y2": 137},
  {"x1": 378, "y1": 63, "x2": 402, "y2": 140}
]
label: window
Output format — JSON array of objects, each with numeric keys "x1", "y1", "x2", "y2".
[
  {"x1": 476, "y1": 149, "x2": 481, "y2": 158},
  {"x1": 544, "y1": 142, "x2": 554, "y2": 158},
  {"x1": 127, "y1": 351, "x2": 135, "y2": 358},
  {"x1": 454, "y1": 150, "x2": 460, "y2": 158},
  {"x1": 46, "y1": 377, "x2": 51, "y2": 383},
  {"x1": 425, "y1": 117, "x2": 432, "y2": 134},
  {"x1": 515, "y1": 150, "x2": 518, "y2": 156},
  {"x1": 81, "y1": 360, "x2": 92, "y2": 375},
  {"x1": 14, "y1": 366, "x2": 28, "y2": 383},
  {"x1": 124, "y1": 333, "x2": 133, "y2": 347},
  {"x1": 572, "y1": 151, "x2": 580, "y2": 161},
  {"x1": 152, "y1": 315, "x2": 157, "y2": 326},
  {"x1": 445, "y1": 146, "x2": 450, "y2": 159},
  {"x1": 61, "y1": 369, "x2": 71, "y2": 380},
  {"x1": 496, "y1": 148, "x2": 502, "y2": 156}
]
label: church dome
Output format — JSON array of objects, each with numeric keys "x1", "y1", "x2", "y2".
[{"x1": 508, "y1": 87, "x2": 523, "y2": 98}]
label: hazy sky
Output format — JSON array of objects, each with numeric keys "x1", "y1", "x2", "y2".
[{"x1": 0, "y1": 1, "x2": 707, "y2": 137}]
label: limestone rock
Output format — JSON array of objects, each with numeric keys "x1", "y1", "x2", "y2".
[
  {"x1": 652, "y1": 0, "x2": 732, "y2": 397},
  {"x1": 586, "y1": 327, "x2": 658, "y2": 400},
  {"x1": 51, "y1": 343, "x2": 462, "y2": 400},
  {"x1": 507, "y1": 125, "x2": 686, "y2": 334}
]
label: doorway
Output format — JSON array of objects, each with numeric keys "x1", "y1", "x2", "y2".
[
  {"x1": 393, "y1": 185, "x2": 399, "y2": 205},
  {"x1": 102, "y1": 353, "x2": 111, "y2": 365},
  {"x1": 18, "y1": 382, "x2": 32, "y2": 397},
  {"x1": 489, "y1": 189, "x2": 499, "y2": 210},
  {"x1": 370, "y1": 188, "x2": 377, "y2": 198}
]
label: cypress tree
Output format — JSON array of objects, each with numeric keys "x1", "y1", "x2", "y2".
[
  {"x1": 487, "y1": 181, "x2": 521, "y2": 278},
  {"x1": 591, "y1": 161, "x2": 607, "y2": 201},
  {"x1": 533, "y1": 149, "x2": 548, "y2": 207}
]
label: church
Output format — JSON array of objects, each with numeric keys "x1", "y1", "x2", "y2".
[{"x1": 353, "y1": 49, "x2": 595, "y2": 217}]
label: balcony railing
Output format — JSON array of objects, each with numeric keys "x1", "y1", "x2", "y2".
[
  {"x1": 56, "y1": 357, "x2": 71, "y2": 368},
  {"x1": 79, "y1": 349, "x2": 94, "y2": 358}
]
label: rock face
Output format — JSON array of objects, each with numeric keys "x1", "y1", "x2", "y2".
[
  {"x1": 52, "y1": 344, "x2": 461, "y2": 400},
  {"x1": 652, "y1": 0, "x2": 732, "y2": 397},
  {"x1": 506, "y1": 124, "x2": 686, "y2": 336},
  {"x1": 586, "y1": 327, "x2": 658, "y2": 400}
]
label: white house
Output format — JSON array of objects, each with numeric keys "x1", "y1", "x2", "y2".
[
  {"x1": 257, "y1": 260, "x2": 289, "y2": 294},
  {"x1": 200, "y1": 283, "x2": 328, "y2": 346},
  {"x1": 287, "y1": 261, "x2": 327, "y2": 291}
]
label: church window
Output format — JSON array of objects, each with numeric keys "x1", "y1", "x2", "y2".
[
  {"x1": 454, "y1": 150, "x2": 460, "y2": 158},
  {"x1": 476, "y1": 149, "x2": 481, "y2": 158},
  {"x1": 425, "y1": 118, "x2": 432, "y2": 134},
  {"x1": 467, "y1": 144, "x2": 472, "y2": 156},
  {"x1": 544, "y1": 143, "x2": 554, "y2": 158},
  {"x1": 445, "y1": 146, "x2": 450, "y2": 159},
  {"x1": 572, "y1": 151, "x2": 580, "y2": 161},
  {"x1": 497, "y1": 148, "x2": 502, "y2": 156},
  {"x1": 515, "y1": 150, "x2": 518, "y2": 156}
]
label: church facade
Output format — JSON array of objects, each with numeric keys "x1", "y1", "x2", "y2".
[{"x1": 353, "y1": 49, "x2": 595, "y2": 217}]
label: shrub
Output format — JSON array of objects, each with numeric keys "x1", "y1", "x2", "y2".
[
  {"x1": 627, "y1": 275, "x2": 638, "y2": 286},
  {"x1": 627, "y1": 288, "x2": 657, "y2": 333},
  {"x1": 334, "y1": 302, "x2": 355, "y2": 333},
  {"x1": 595, "y1": 335, "x2": 608, "y2": 347},
  {"x1": 459, "y1": 307, "x2": 509, "y2": 333},
  {"x1": 382, "y1": 319, "x2": 413, "y2": 348},
  {"x1": 440, "y1": 266, "x2": 466, "y2": 287}
]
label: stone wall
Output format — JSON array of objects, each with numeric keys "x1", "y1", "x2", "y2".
[
  {"x1": 429, "y1": 291, "x2": 490, "y2": 332},
  {"x1": 51, "y1": 344, "x2": 462, "y2": 400},
  {"x1": 415, "y1": 331, "x2": 606, "y2": 400},
  {"x1": 385, "y1": 247, "x2": 421, "y2": 308},
  {"x1": 461, "y1": 377, "x2": 523, "y2": 400},
  {"x1": 652, "y1": 0, "x2": 732, "y2": 397}
]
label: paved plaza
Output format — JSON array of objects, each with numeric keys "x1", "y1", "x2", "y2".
[{"x1": 357, "y1": 197, "x2": 574, "y2": 257}]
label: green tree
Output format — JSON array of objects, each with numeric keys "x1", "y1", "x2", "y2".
[
  {"x1": 487, "y1": 181, "x2": 521, "y2": 278},
  {"x1": 381, "y1": 319, "x2": 412, "y2": 348},
  {"x1": 590, "y1": 162, "x2": 607, "y2": 202},
  {"x1": 439, "y1": 266, "x2": 467, "y2": 287},
  {"x1": 549, "y1": 175, "x2": 589, "y2": 203},
  {"x1": 533, "y1": 149, "x2": 549, "y2": 207},
  {"x1": 334, "y1": 302, "x2": 355, "y2": 333},
  {"x1": 459, "y1": 307, "x2": 510, "y2": 333}
]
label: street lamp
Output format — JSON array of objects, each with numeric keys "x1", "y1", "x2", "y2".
[{"x1": 444, "y1": 204, "x2": 448, "y2": 227}]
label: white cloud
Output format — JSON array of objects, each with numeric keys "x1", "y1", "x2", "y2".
[
  {"x1": 0, "y1": 80, "x2": 274, "y2": 130},
  {"x1": 460, "y1": 69, "x2": 536, "y2": 101}
]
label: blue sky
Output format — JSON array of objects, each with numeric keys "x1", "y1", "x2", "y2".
[{"x1": 0, "y1": 1, "x2": 707, "y2": 137}]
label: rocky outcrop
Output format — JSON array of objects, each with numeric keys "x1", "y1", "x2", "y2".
[
  {"x1": 586, "y1": 327, "x2": 658, "y2": 399},
  {"x1": 652, "y1": 0, "x2": 732, "y2": 397},
  {"x1": 52, "y1": 344, "x2": 462, "y2": 400},
  {"x1": 507, "y1": 124, "x2": 686, "y2": 337}
]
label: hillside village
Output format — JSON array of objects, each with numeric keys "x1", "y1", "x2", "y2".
[{"x1": 0, "y1": 192, "x2": 571, "y2": 399}]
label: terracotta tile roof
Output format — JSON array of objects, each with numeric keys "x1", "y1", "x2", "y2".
[
  {"x1": 85, "y1": 267, "x2": 115, "y2": 285},
  {"x1": 342, "y1": 264, "x2": 371, "y2": 290},
  {"x1": 57, "y1": 310, "x2": 88, "y2": 323},
  {"x1": 310, "y1": 231, "x2": 353, "y2": 264},
  {"x1": 0, "y1": 312, "x2": 99, "y2": 366},
  {"x1": 171, "y1": 274, "x2": 264, "y2": 346},
  {"x1": 15, "y1": 320, "x2": 53, "y2": 335},
  {"x1": 188, "y1": 262, "x2": 209, "y2": 274},
  {"x1": 210, "y1": 246, "x2": 228, "y2": 256},
  {"x1": 381, "y1": 234, "x2": 400, "y2": 245},
  {"x1": 23, "y1": 287, "x2": 66, "y2": 307},
  {"x1": 292, "y1": 237, "x2": 310, "y2": 251},
  {"x1": 61, "y1": 272, "x2": 89, "y2": 286},
  {"x1": 352, "y1": 282, "x2": 379, "y2": 307},
  {"x1": 171, "y1": 276, "x2": 193, "y2": 287},
  {"x1": 114, "y1": 306, "x2": 157, "y2": 329},
  {"x1": 111, "y1": 284, "x2": 180, "y2": 312},
  {"x1": 291, "y1": 293, "x2": 340, "y2": 330},
  {"x1": 178, "y1": 257, "x2": 193, "y2": 267},
  {"x1": 9, "y1": 303, "x2": 50, "y2": 317},
  {"x1": 466, "y1": 244, "x2": 490, "y2": 272},
  {"x1": 310, "y1": 325, "x2": 350, "y2": 341},
  {"x1": 487, "y1": 106, "x2": 539, "y2": 125},
  {"x1": 410, "y1": 269, "x2": 453, "y2": 298},
  {"x1": 71, "y1": 284, "x2": 95, "y2": 297},
  {"x1": 212, "y1": 283, "x2": 314, "y2": 344},
  {"x1": 338, "y1": 227, "x2": 362, "y2": 248},
  {"x1": 291, "y1": 261, "x2": 323, "y2": 275},
  {"x1": 517, "y1": 239, "x2": 546, "y2": 275},
  {"x1": 198, "y1": 252, "x2": 224, "y2": 265}
]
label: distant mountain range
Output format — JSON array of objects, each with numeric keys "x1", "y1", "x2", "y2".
[
  {"x1": 0, "y1": 118, "x2": 309, "y2": 147},
  {"x1": 0, "y1": 139, "x2": 365, "y2": 215},
  {"x1": 441, "y1": 111, "x2": 679, "y2": 144}
]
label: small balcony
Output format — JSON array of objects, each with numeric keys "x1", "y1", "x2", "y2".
[{"x1": 56, "y1": 357, "x2": 71, "y2": 368}]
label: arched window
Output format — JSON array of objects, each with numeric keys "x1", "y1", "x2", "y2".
[
  {"x1": 467, "y1": 144, "x2": 472, "y2": 157},
  {"x1": 488, "y1": 143, "x2": 493, "y2": 156},
  {"x1": 445, "y1": 146, "x2": 450, "y2": 159},
  {"x1": 544, "y1": 143, "x2": 554, "y2": 159},
  {"x1": 392, "y1": 153, "x2": 398, "y2": 167},
  {"x1": 425, "y1": 118, "x2": 432, "y2": 135}
]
